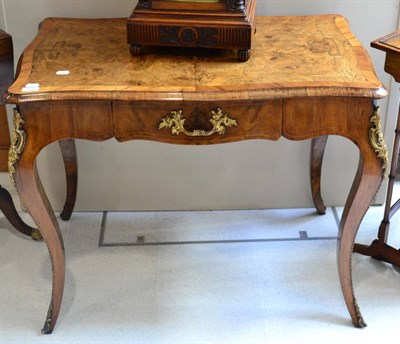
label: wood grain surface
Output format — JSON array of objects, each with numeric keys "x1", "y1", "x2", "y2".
[{"x1": 7, "y1": 15, "x2": 386, "y2": 103}]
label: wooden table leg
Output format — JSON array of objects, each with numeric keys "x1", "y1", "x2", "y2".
[
  {"x1": 353, "y1": 106, "x2": 400, "y2": 267},
  {"x1": 0, "y1": 184, "x2": 42, "y2": 240},
  {"x1": 58, "y1": 139, "x2": 78, "y2": 221},
  {"x1": 17, "y1": 163, "x2": 65, "y2": 334},
  {"x1": 13, "y1": 119, "x2": 65, "y2": 334},
  {"x1": 338, "y1": 133, "x2": 384, "y2": 327},
  {"x1": 279, "y1": 98, "x2": 387, "y2": 327},
  {"x1": 310, "y1": 135, "x2": 328, "y2": 215},
  {"x1": 1, "y1": 103, "x2": 41, "y2": 240}
]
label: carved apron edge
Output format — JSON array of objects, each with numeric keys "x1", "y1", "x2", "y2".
[
  {"x1": 369, "y1": 107, "x2": 389, "y2": 177},
  {"x1": 8, "y1": 108, "x2": 26, "y2": 189}
]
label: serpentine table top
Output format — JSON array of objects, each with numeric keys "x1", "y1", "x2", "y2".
[
  {"x1": 7, "y1": 15, "x2": 385, "y2": 102},
  {"x1": 4, "y1": 15, "x2": 388, "y2": 334}
]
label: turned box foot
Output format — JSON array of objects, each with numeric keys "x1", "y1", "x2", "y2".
[
  {"x1": 237, "y1": 49, "x2": 251, "y2": 62},
  {"x1": 130, "y1": 44, "x2": 143, "y2": 56}
]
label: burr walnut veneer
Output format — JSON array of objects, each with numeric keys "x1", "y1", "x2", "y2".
[{"x1": 5, "y1": 15, "x2": 388, "y2": 333}]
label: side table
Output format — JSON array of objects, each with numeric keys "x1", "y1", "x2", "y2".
[
  {"x1": 352, "y1": 31, "x2": 400, "y2": 266},
  {"x1": 4, "y1": 16, "x2": 388, "y2": 333}
]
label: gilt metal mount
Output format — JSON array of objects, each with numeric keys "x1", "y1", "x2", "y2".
[
  {"x1": 369, "y1": 107, "x2": 389, "y2": 177},
  {"x1": 159, "y1": 108, "x2": 237, "y2": 137},
  {"x1": 8, "y1": 109, "x2": 26, "y2": 189}
]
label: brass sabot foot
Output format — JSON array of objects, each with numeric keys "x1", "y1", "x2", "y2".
[
  {"x1": 353, "y1": 299, "x2": 367, "y2": 328},
  {"x1": 31, "y1": 228, "x2": 43, "y2": 241},
  {"x1": 41, "y1": 305, "x2": 53, "y2": 334}
]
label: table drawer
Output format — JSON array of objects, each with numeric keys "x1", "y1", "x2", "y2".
[{"x1": 113, "y1": 101, "x2": 282, "y2": 144}]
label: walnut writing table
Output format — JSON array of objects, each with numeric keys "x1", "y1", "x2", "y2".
[{"x1": 5, "y1": 15, "x2": 388, "y2": 333}]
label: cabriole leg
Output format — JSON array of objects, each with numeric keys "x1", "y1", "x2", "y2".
[
  {"x1": 17, "y1": 159, "x2": 65, "y2": 334},
  {"x1": 0, "y1": 184, "x2": 41, "y2": 239},
  {"x1": 338, "y1": 138, "x2": 385, "y2": 327},
  {"x1": 11, "y1": 109, "x2": 65, "y2": 334},
  {"x1": 310, "y1": 135, "x2": 328, "y2": 215},
  {"x1": 59, "y1": 139, "x2": 78, "y2": 221}
]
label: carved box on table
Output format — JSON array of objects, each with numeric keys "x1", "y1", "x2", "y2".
[{"x1": 127, "y1": 0, "x2": 256, "y2": 61}]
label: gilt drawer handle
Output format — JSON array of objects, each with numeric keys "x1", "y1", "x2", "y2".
[{"x1": 158, "y1": 108, "x2": 237, "y2": 137}]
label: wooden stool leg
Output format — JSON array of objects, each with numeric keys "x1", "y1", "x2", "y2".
[
  {"x1": 58, "y1": 139, "x2": 78, "y2": 221},
  {"x1": 310, "y1": 135, "x2": 328, "y2": 215}
]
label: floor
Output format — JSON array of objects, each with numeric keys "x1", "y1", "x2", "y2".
[{"x1": 0, "y1": 187, "x2": 399, "y2": 343}]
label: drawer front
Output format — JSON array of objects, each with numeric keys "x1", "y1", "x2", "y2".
[
  {"x1": 113, "y1": 101, "x2": 282, "y2": 144},
  {"x1": 20, "y1": 101, "x2": 114, "y2": 142}
]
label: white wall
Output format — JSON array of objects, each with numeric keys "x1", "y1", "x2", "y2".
[{"x1": 0, "y1": 0, "x2": 399, "y2": 211}]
